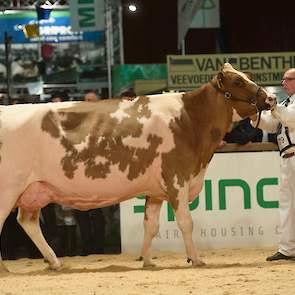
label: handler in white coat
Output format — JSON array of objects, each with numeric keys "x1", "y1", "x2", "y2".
[{"x1": 251, "y1": 68, "x2": 295, "y2": 261}]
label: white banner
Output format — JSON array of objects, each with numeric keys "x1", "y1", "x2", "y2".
[
  {"x1": 167, "y1": 52, "x2": 295, "y2": 89},
  {"x1": 178, "y1": 0, "x2": 203, "y2": 48},
  {"x1": 69, "y1": 0, "x2": 105, "y2": 32},
  {"x1": 120, "y1": 151, "x2": 280, "y2": 253},
  {"x1": 191, "y1": 0, "x2": 220, "y2": 28}
]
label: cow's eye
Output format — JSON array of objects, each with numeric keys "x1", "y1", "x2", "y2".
[{"x1": 233, "y1": 78, "x2": 245, "y2": 87}]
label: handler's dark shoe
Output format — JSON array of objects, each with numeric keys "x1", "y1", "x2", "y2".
[{"x1": 266, "y1": 251, "x2": 295, "y2": 261}]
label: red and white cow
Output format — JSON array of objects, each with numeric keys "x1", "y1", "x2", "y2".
[{"x1": 0, "y1": 63, "x2": 275, "y2": 272}]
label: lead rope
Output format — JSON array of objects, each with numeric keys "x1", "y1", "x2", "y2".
[{"x1": 253, "y1": 111, "x2": 262, "y2": 129}]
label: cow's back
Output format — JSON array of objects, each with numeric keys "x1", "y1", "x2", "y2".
[
  {"x1": 36, "y1": 96, "x2": 185, "y2": 199},
  {"x1": 0, "y1": 103, "x2": 53, "y2": 171},
  {"x1": 0, "y1": 96, "x2": 186, "y2": 205}
]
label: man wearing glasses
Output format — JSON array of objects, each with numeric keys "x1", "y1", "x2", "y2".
[{"x1": 251, "y1": 68, "x2": 295, "y2": 261}]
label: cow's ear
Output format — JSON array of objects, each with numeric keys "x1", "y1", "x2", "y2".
[
  {"x1": 243, "y1": 71, "x2": 254, "y2": 81},
  {"x1": 217, "y1": 71, "x2": 224, "y2": 89}
]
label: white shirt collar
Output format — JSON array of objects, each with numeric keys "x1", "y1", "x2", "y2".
[{"x1": 289, "y1": 93, "x2": 295, "y2": 104}]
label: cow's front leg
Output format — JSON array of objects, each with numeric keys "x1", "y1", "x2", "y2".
[
  {"x1": 17, "y1": 208, "x2": 62, "y2": 270},
  {"x1": 171, "y1": 189, "x2": 205, "y2": 267},
  {"x1": 0, "y1": 190, "x2": 24, "y2": 273},
  {"x1": 140, "y1": 197, "x2": 163, "y2": 267}
]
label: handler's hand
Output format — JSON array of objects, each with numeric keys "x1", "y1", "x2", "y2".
[{"x1": 266, "y1": 94, "x2": 277, "y2": 110}]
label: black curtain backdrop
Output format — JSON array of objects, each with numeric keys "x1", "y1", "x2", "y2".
[
  {"x1": 219, "y1": 0, "x2": 295, "y2": 53},
  {"x1": 122, "y1": 0, "x2": 295, "y2": 63},
  {"x1": 122, "y1": 0, "x2": 178, "y2": 64}
]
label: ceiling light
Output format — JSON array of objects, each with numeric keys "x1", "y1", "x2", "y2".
[{"x1": 128, "y1": 4, "x2": 137, "y2": 12}]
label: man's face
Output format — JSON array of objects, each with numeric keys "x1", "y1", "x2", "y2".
[
  {"x1": 52, "y1": 97, "x2": 62, "y2": 103},
  {"x1": 282, "y1": 69, "x2": 295, "y2": 96},
  {"x1": 84, "y1": 92, "x2": 98, "y2": 102}
]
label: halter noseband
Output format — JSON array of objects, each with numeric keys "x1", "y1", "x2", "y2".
[
  {"x1": 209, "y1": 80, "x2": 261, "y2": 108},
  {"x1": 209, "y1": 80, "x2": 262, "y2": 128}
]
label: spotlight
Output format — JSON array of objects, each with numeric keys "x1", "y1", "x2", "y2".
[{"x1": 128, "y1": 4, "x2": 137, "y2": 12}]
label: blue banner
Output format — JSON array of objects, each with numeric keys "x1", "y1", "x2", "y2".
[{"x1": 0, "y1": 10, "x2": 104, "y2": 44}]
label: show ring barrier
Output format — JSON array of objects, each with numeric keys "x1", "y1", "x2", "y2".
[{"x1": 121, "y1": 143, "x2": 280, "y2": 252}]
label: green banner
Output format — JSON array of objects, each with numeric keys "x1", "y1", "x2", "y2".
[
  {"x1": 112, "y1": 64, "x2": 167, "y2": 97},
  {"x1": 69, "y1": 0, "x2": 105, "y2": 32}
]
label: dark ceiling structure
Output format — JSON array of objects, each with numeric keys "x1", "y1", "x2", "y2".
[
  {"x1": 122, "y1": 0, "x2": 295, "y2": 64},
  {"x1": 3, "y1": 0, "x2": 295, "y2": 64}
]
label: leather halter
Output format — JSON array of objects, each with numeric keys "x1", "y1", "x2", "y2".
[
  {"x1": 209, "y1": 80, "x2": 261, "y2": 109},
  {"x1": 209, "y1": 80, "x2": 262, "y2": 128}
]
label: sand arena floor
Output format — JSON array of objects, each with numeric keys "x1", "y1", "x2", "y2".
[{"x1": 0, "y1": 247, "x2": 294, "y2": 295}]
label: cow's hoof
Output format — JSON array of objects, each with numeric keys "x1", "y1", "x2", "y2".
[
  {"x1": 45, "y1": 259, "x2": 63, "y2": 271},
  {"x1": 46, "y1": 264, "x2": 64, "y2": 271},
  {"x1": 50, "y1": 262, "x2": 63, "y2": 271},
  {"x1": 143, "y1": 262, "x2": 156, "y2": 268},
  {"x1": 192, "y1": 259, "x2": 206, "y2": 267},
  {"x1": 137, "y1": 256, "x2": 157, "y2": 261},
  {"x1": 187, "y1": 257, "x2": 206, "y2": 267}
]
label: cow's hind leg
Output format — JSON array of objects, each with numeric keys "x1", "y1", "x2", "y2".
[
  {"x1": 140, "y1": 197, "x2": 163, "y2": 267},
  {"x1": 172, "y1": 190, "x2": 205, "y2": 267},
  {"x1": 17, "y1": 208, "x2": 62, "y2": 270}
]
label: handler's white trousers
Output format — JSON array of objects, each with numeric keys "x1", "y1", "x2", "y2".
[{"x1": 278, "y1": 156, "x2": 295, "y2": 256}]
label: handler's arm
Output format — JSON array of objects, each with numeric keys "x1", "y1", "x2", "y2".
[
  {"x1": 250, "y1": 111, "x2": 280, "y2": 133},
  {"x1": 271, "y1": 104, "x2": 295, "y2": 128}
]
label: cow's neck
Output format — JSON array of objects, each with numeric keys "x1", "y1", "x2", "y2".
[{"x1": 181, "y1": 83, "x2": 234, "y2": 161}]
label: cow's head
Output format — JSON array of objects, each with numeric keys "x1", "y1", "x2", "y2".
[{"x1": 213, "y1": 63, "x2": 276, "y2": 119}]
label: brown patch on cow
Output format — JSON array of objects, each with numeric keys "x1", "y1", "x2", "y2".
[
  {"x1": 60, "y1": 137, "x2": 79, "y2": 179},
  {"x1": 41, "y1": 98, "x2": 161, "y2": 180},
  {"x1": 161, "y1": 88, "x2": 232, "y2": 210},
  {"x1": 59, "y1": 112, "x2": 89, "y2": 131},
  {"x1": 161, "y1": 108, "x2": 198, "y2": 208},
  {"x1": 161, "y1": 64, "x2": 270, "y2": 211},
  {"x1": 125, "y1": 96, "x2": 152, "y2": 119},
  {"x1": 210, "y1": 127, "x2": 222, "y2": 142},
  {"x1": 41, "y1": 111, "x2": 60, "y2": 138},
  {"x1": 71, "y1": 131, "x2": 162, "y2": 180}
]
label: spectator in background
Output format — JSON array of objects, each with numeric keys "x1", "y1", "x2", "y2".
[
  {"x1": 96, "y1": 88, "x2": 139, "y2": 252},
  {"x1": 42, "y1": 90, "x2": 78, "y2": 257},
  {"x1": 55, "y1": 205, "x2": 77, "y2": 257},
  {"x1": 11, "y1": 98, "x2": 20, "y2": 105},
  {"x1": 84, "y1": 90, "x2": 99, "y2": 102},
  {"x1": 223, "y1": 117, "x2": 277, "y2": 145},
  {"x1": 75, "y1": 208, "x2": 105, "y2": 255},
  {"x1": 74, "y1": 91, "x2": 106, "y2": 255},
  {"x1": 50, "y1": 90, "x2": 69, "y2": 103},
  {"x1": 120, "y1": 89, "x2": 137, "y2": 100},
  {"x1": 224, "y1": 118, "x2": 263, "y2": 145}
]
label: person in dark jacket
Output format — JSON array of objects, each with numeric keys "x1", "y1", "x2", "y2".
[{"x1": 224, "y1": 118, "x2": 263, "y2": 145}]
